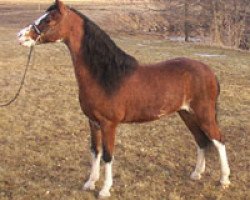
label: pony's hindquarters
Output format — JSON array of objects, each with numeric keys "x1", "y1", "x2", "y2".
[{"x1": 178, "y1": 60, "x2": 231, "y2": 187}]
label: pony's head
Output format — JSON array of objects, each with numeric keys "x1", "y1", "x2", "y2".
[{"x1": 18, "y1": 0, "x2": 69, "y2": 47}]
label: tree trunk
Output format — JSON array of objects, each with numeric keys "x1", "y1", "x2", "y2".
[
  {"x1": 184, "y1": 0, "x2": 189, "y2": 42},
  {"x1": 212, "y1": 0, "x2": 222, "y2": 45}
]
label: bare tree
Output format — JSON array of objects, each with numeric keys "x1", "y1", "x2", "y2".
[
  {"x1": 184, "y1": 0, "x2": 190, "y2": 42},
  {"x1": 211, "y1": 0, "x2": 223, "y2": 45}
]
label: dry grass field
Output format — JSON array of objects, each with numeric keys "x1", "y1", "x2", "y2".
[{"x1": 0, "y1": 2, "x2": 249, "y2": 200}]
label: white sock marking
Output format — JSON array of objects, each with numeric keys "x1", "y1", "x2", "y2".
[
  {"x1": 213, "y1": 140, "x2": 231, "y2": 186},
  {"x1": 99, "y1": 161, "x2": 113, "y2": 197},
  {"x1": 83, "y1": 152, "x2": 101, "y2": 190},
  {"x1": 190, "y1": 147, "x2": 205, "y2": 180}
]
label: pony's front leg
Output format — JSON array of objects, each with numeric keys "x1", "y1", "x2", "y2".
[
  {"x1": 83, "y1": 120, "x2": 102, "y2": 191},
  {"x1": 99, "y1": 121, "x2": 117, "y2": 198}
]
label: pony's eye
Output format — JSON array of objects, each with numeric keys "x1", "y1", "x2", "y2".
[{"x1": 45, "y1": 17, "x2": 51, "y2": 23}]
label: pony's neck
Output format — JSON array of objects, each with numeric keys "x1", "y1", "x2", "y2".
[
  {"x1": 64, "y1": 11, "x2": 84, "y2": 65},
  {"x1": 64, "y1": 11, "x2": 94, "y2": 92},
  {"x1": 64, "y1": 9, "x2": 138, "y2": 95}
]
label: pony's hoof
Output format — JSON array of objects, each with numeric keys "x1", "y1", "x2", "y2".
[
  {"x1": 99, "y1": 189, "x2": 111, "y2": 199},
  {"x1": 83, "y1": 181, "x2": 95, "y2": 191},
  {"x1": 190, "y1": 172, "x2": 201, "y2": 180},
  {"x1": 220, "y1": 179, "x2": 230, "y2": 189}
]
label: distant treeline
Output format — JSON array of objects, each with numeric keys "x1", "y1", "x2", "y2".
[
  {"x1": 158, "y1": 0, "x2": 249, "y2": 49},
  {"x1": 181, "y1": 0, "x2": 250, "y2": 49},
  {"x1": 110, "y1": 0, "x2": 250, "y2": 49}
]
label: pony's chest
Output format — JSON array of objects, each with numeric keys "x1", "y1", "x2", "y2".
[
  {"x1": 78, "y1": 92, "x2": 99, "y2": 119},
  {"x1": 78, "y1": 89, "x2": 115, "y2": 121}
]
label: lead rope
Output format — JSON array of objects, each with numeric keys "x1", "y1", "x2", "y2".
[{"x1": 0, "y1": 44, "x2": 35, "y2": 107}]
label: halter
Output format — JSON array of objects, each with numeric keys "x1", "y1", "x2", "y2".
[{"x1": 32, "y1": 24, "x2": 41, "y2": 35}]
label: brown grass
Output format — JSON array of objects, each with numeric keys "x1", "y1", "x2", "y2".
[
  {"x1": 0, "y1": 3, "x2": 249, "y2": 200},
  {"x1": 0, "y1": 0, "x2": 118, "y2": 4},
  {"x1": 0, "y1": 0, "x2": 92, "y2": 3}
]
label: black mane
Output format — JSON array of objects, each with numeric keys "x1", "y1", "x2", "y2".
[
  {"x1": 47, "y1": 4, "x2": 138, "y2": 94},
  {"x1": 81, "y1": 14, "x2": 138, "y2": 94}
]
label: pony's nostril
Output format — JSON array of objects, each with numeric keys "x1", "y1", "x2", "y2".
[
  {"x1": 17, "y1": 27, "x2": 29, "y2": 38},
  {"x1": 17, "y1": 31, "x2": 23, "y2": 38}
]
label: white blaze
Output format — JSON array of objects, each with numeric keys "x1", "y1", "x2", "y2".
[{"x1": 34, "y1": 12, "x2": 49, "y2": 25}]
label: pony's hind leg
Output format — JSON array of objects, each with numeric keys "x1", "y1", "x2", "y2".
[
  {"x1": 83, "y1": 120, "x2": 102, "y2": 191},
  {"x1": 193, "y1": 105, "x2": 231, "y2": 188},
  {"x1": 179, "y1": 110, "x2": 210, "y2": 180},
  {"x1": 212, "y1": 139, "x2": 231, "y2": 188}
]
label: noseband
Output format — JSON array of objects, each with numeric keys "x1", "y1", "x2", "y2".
[{"x1": 32, "y1": 24, "x2": 41, "y2": 35}]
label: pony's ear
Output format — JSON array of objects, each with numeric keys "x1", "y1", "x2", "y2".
[{"x1": 55, "y1": 0, "x2": 67, "y2": 15}]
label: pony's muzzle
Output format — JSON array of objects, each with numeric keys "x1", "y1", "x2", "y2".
[{"x1": 17, "y1": 26, "x2": 36, "y2": 47}]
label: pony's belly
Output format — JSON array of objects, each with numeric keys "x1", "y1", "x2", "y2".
[{"x1": 123, "y1": 107, "x2": 172, "y2": 123}]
